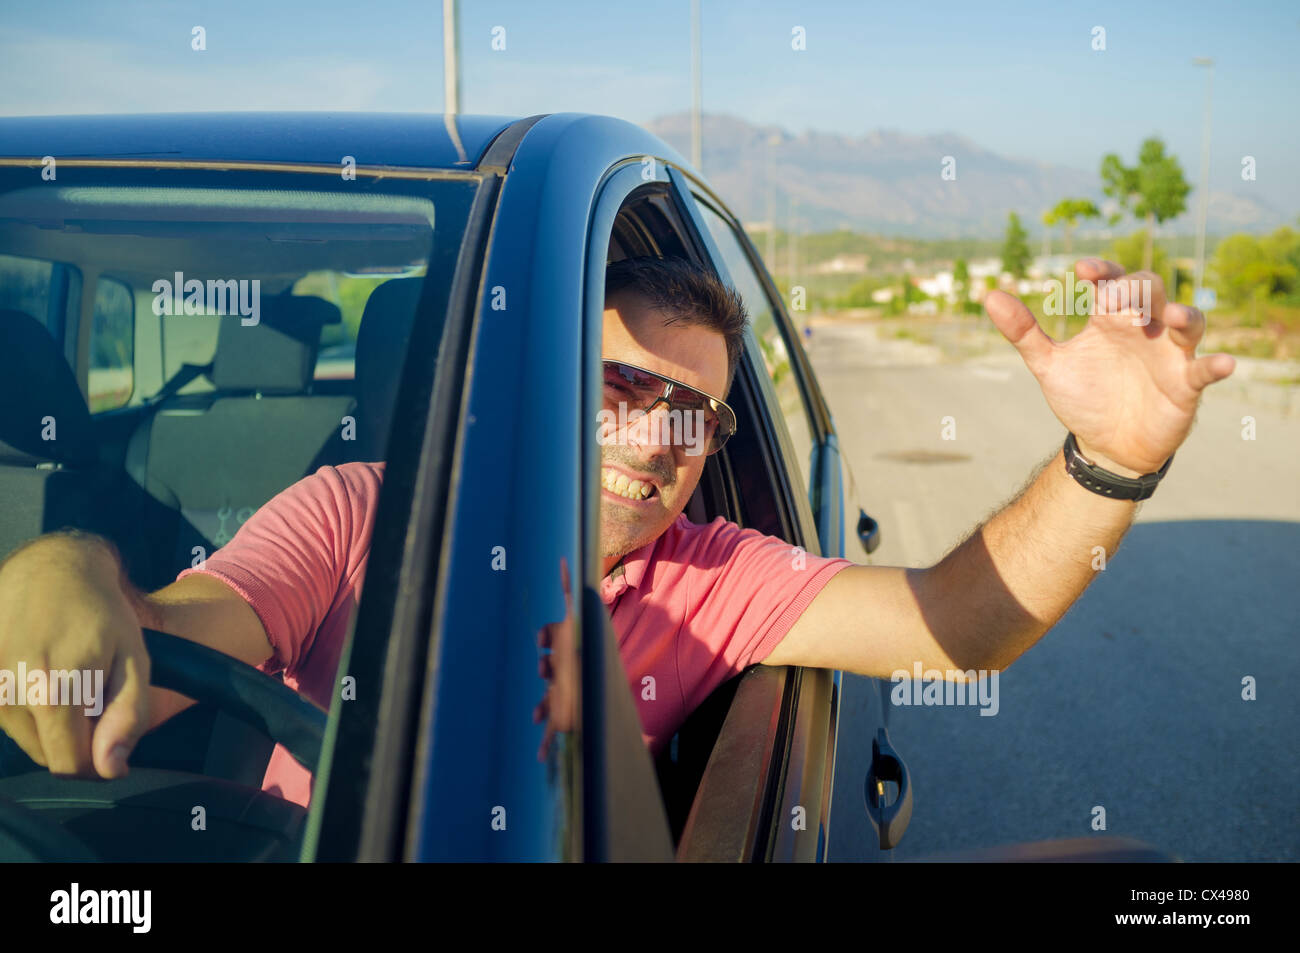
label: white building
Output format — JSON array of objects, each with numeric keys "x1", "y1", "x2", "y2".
[
  {"x1": 810, "y1": 254, "x2": 870, "y2": 275},
  {"x1": 918, "y1": 272, "x2": 953, "y2": 298}
]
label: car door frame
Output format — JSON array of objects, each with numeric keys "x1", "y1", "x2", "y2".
[
  {"x1": 307, "y1": 120, "x2": 562, "y2": 862},
  {"x1": 358, "y1": 115, "x2": 694, "y2": 863}
]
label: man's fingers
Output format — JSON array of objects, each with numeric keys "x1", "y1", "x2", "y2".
[
  {"x1": 1093, "y1": 271, "x2": 1166, "y2": 332},
  {"x1": 31, "y1": 704, "x2": 94, "y2": 776},
  {"x1": 0, "y1": 711, "x2": 47, "y2": 768},
  {"x1": 1162, "y1": 304, "x2": 1206, "y2": 351},
  {"x1": 558, "y1": 556, "x2": 574, "y2": 615},
  {"x1": 984, "y1": 289, "x2": 1054, "y2": 375},
  {"x1": 1187, "y1": 353, "x2": 1236, "y2": 392},
  {"x1": 1074, "y1": 258, "x2": 1126, "y2": 283},
  {"x1": 91, "y1": 644, "x2": 149, "y2": 779}
]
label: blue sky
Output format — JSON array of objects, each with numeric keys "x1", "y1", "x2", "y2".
[{"x1": 2, "y1": 0, "x2": 1297, "y2": 212}]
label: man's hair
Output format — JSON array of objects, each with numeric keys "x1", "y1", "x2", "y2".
[{"x1": 604, "y1": 256, "x2": 748, "y2": 392}]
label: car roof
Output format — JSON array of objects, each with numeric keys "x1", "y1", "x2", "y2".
[{"x1": 0, "y1": 113, "x2": 526, "y2": 169}]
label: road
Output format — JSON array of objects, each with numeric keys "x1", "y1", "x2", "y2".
[{"x1": 803, "y1": 318, "x2": 1300, "y2": 862}]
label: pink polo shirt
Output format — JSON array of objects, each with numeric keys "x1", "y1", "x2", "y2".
[{"x1": 178, "y1": 462, "x2": 851, "y2": 807}]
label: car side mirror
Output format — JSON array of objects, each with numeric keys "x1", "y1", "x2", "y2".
[{"x1": 857, "y1": 509, "x2": 881, "y2": 555}]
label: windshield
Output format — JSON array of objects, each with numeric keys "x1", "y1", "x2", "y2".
[{"x1": 0, "y1": 165, "x2": 479, "y2": 860}]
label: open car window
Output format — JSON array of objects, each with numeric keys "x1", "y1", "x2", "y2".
[
  {"x1": 595, "y1": 179, "x2": 818, "y2": 855},
  {"x1": 692, "y1": 196, "x2": 819, "y2": 497}
]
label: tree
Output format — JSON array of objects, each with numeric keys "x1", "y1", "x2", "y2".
[
  {"x1": 1100, "y1": 137, "x2": 1191, "y2": 273},
  {"x1": 886, "y1": 278, "x2": 907, "y2": 315},
  {"x1": 1109, "y1": 230, "x2": 1168, "y2": 278},
  {"x1": 953, "y1": 258, "x2": 970, "y2": 306},
  {"x1": 839, "y1": 275, "x2": 887, "y2": 308},
  {"x1": 901, "y1": 273, "x2": 923, "y2": 304},
  {"x1": 1000, "y1": 212, "x2": 1032, "y2": 281},
  {"x1": 1043, "y1": 198, "x2": 1101, "y2": 257},
  {"x1": 1260, "y1": 227, "x2": 1300, "y2": 300},
  {"x1": 1211, "y1": 233, "x2": 1298, "y2": 323}
]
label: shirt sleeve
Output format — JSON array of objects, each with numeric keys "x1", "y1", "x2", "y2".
[
  {"x1": 175, "y1": 464, "x2": 367, "y2": 678},
  {"x1": 678, "y1": 516, "x2": 854, "y2": 685}
]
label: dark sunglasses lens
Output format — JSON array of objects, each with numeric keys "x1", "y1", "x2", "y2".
[
  {"x1": 604, "y1": 362, "x2": 662, "y2": 404},
  {"x1": 707, "y1": 404, "x2": 736, "y2": 454},
  {"x1": 602, "y1": 362, "x2": 736, "y2": 454},
  {"x1": 665, "y1": 386, "x2": 736, "y2": 455}
]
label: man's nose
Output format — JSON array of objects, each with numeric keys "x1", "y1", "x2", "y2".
[{"x1": 625, "y1": 402, "x2": 676, "y2": 455}]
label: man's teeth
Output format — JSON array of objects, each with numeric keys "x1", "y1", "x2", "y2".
[{"x1": 602, "y1": 468, "x2": 655, "y2": 500}]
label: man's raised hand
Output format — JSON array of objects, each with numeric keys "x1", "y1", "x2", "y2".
[{"x1": 984, "y1": 257, "x2": 1236, "y2": 476}]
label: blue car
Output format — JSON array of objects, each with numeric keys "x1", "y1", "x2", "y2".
[{"x1": 0, "y1": 111, "x2": 908, "y2": 862}]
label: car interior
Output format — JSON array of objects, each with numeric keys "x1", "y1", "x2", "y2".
[{"x1": 0, "y1": 172, "x2": 805, "y2": 858}]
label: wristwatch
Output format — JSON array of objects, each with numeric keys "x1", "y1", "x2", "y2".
[{"x1": 1062, "y1": 432, "x2": 1172, "y2": 501}]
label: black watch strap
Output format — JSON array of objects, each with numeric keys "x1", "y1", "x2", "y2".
[{"x1": 1062, "y1": 432, "x2": 1172, "y2": 501}]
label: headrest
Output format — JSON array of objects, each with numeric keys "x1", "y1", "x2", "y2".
[
  {"x1": 354, "y1": 278, "x2": 430, "y2": 459},
  {"x1": 356, "y1": 279, "x2": 423, "y2": 393},
  {"x1": 211, "y1": 295, "x2": 339, "y2": 393},
  {"x1": 0, "y1": 309, "x2": 97, "y2": 467}
]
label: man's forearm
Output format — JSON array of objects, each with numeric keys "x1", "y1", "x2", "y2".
[{"x1": 917, "y1": 442, "x2": 1139, "y2": 672}]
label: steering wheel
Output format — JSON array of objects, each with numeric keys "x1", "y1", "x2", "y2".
[{"x1": 0, "y1": 628, "x2": 327, "y2": 862}]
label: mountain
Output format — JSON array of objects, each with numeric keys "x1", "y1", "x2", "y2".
[{"x1": 642, "y1": 113, "x2": 1286, "y2": 238}]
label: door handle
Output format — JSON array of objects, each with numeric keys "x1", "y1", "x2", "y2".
[
  {"x1": 864, "y1": 727, "x2": 912, "y2": 850},
  {"x1": 857, "y1": 509, "x2": 881, "y2": 555}
]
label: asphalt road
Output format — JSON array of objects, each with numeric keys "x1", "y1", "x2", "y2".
[{"x1": 804, "y1": 318, "x2": 1300, "y2": 862}]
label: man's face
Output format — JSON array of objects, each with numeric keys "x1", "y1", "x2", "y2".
[{"x1": 599, "y1": 293, "x2": 730, "y2": 566}]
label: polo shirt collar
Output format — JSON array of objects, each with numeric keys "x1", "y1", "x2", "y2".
[{"x1": 599, "y1": 535, "x2": 655, "y2": 606}]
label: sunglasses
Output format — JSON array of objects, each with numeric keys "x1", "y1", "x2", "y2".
[{"x1": 601, "y1": 360, "x2": 737, "y2": 456}]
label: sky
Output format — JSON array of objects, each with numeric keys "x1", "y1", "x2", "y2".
[{"x1": 1, "y1": 0, "x2": 1296, "y2": 214}]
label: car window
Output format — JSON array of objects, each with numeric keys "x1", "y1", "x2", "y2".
[
  {"x1": 292, "y1": 269, "x2": 427, "y2": 381},
  {"x1": 0, "y1": 166, "x2": 480, "y2": 862},
  {"x1": 692, "y1": 197, "x2": 818, "y2": 493},
  {"x1": 88, "y1": 277, "x2": 134, "y2": 412},
  {"x1": 0, "y1": 252, "x2": 55, "y2": 331}
]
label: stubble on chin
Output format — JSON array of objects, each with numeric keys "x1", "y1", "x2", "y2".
[{"x1": 599, "y1": 497, "x2": 673, "y2": 564}]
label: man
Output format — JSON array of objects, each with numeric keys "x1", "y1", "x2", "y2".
[{"x1": 0, "y1": 254, "x2": 1234, "y2": 809}]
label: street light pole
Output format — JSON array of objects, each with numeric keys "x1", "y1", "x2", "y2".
[
  {"x1": 766, "y1": 133, "x2": 779, "y2": 270},
  {"x1": 690, "y1": 0, "x2": 702, "y2": 171},
  {"x1": 1192, "y1": 57, "x2": 1214, "y2": 302},
  {"x1": 443, "y1": 0, "x2": 460, "y2": 115},
  {"x1": 789, "y1": 197, "x2": 798, "y2": 297}
]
